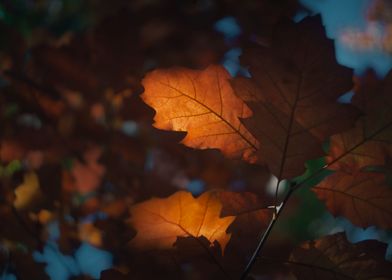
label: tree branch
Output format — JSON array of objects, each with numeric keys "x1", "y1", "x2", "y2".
[{"x1": 240, "y1": 187, "x2": 294, "y2": 280}]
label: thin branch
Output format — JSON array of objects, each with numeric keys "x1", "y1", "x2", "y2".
[
  {"x1": 243, "y1": 62, "x2": 303, "y2": 280},
  {"x1": 239, "y1": 119, "x2": 392, "y2": 279},
  {"x1": 240, "y1": 187, "x2": 294, "y2": 280}
]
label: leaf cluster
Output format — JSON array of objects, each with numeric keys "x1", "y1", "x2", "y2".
[{"x1": 0, "y1": 1, "x2": 391, "y2": 280}]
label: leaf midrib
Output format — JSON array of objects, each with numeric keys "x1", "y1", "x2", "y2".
[
  {"x1": 315, "y1": 186, "x2": 392, "y2": 216},
  {"x1": 158, "y1": 81, "x2": 258, "y2": 152}
]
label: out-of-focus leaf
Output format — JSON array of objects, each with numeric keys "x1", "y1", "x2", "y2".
[
  {"x1": 13, "y1": 171, "x2": 43, "y2": 210},
  {"x1": 289, "y1": 232, "x2": 392, "y2": 279},
  {"x1": 67, "y1": 146, "x2": 105, "y2": 194},
  {"x1": 79, "y1": 222, "x2": 102, "y2": 247}
]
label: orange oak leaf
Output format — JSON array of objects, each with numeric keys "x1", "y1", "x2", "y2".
[
  {"x1": 128, "y1": 191, "x2": 235, "y2": 253},
  {"x1": 232, "y1": 16, "x2": 359, "y2": 179},
  {"x1": 289, "y1": 233, "x2": 392, "y2": 279},
  {"x1": 313, "y1": 171, "x2": 392, "y2": 229},
  {"x1": 328, "y1": 70, "x2": 392, "y2": 172},
  {"x1": 141, "y1": 65, "x2": 259, "y2": 162}
]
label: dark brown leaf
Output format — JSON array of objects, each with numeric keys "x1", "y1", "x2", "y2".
[
  {"x1": 313, "y1": 171, "x2": 392, "y2": 229},
  {"x1": 328, "y1": 70, "x2": 392, "y2": 172},
  {"x1": 289, "y1": 232, "x2": 392, "y2": 280},
  {"x1": 232, "y1": 16, "x2": 360, "y2": 179}
]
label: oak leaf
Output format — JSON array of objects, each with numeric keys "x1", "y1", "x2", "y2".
[
  {"x1": 328, "y1": 70, "x2": 392, "y2": 171},
  {"x1": 217, "y1": 191, "x2": 273, "y2": 260},
  {"x1": 141, "y1": 65, "x2": 259, "y2": 162},
  {"x1": 232, "y1": 16, "x2": 359, "y2": 178},
  {"x1": 218, "y1": 191, "x2": 272, "y2": 233},
  {"x1": 289, "y1": 232, "x2": 392, "y2": 279},
  {"x1": 128, "y1": 191, "x2": 235, "y2": 253},
  {"x1": 313, "y1": 171, "x2": 392, "y2": 229}
]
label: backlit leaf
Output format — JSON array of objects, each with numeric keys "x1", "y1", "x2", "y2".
[
  {"x1": 128, "y1": 191, "x2": 235, "y2": 253},
  {"x1": 141, "y1": 65, "x2": 259, "y2": 162}
]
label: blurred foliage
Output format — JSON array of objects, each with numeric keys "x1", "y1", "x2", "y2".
[
  {"x1": 1, "y1": 0, "x2": 390, "y2": 280},
  {"x1": 0, "y1": 1, "x2": 302, "y2": 279}
]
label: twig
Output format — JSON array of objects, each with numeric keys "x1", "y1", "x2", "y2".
[{"x1": 240, "y1": 187, "x2": 293, "y2": 280}]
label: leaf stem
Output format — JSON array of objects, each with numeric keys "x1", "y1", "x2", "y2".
[{"x1": 240, "y1": 187, "x2": 294, "y2": 280}]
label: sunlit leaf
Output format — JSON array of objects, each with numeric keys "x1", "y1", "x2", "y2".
[
  {"x1": 128, "y1": 191, "x2": 235, "y2": 253},
  {"x1": 141, "y1": 65, "x2": 259, "y2": 162}
]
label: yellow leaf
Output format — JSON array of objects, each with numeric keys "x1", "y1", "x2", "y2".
[
  {"x1": 141, "y1": 65, "x2": 259, "y2": 162},
  {"x1": 79, "y1": 223, "x2": 102, "y2": 247},
  {"x1": 128, "y1": 191, "x2": 235, "y2": 253},
  {"x1": 14, "y1": 172, "x2": 42, "y2": 210}
]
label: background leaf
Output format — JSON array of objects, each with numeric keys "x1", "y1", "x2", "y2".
[{"x1": 289, "y1": 232, "x2": 392, "y2": 279}]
